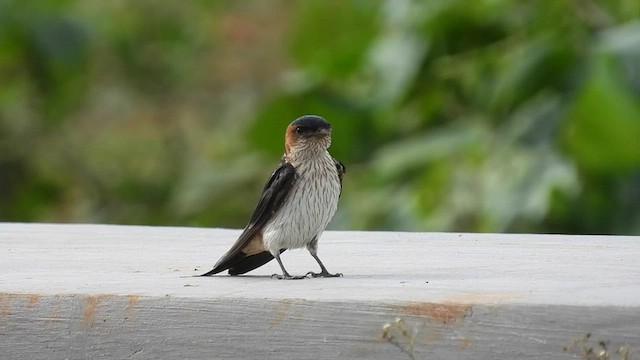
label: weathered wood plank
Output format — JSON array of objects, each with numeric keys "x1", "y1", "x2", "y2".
[{"x1": 1, "y1": 223, "x2": 639, "y2": 359}]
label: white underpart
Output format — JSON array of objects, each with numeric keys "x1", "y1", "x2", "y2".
[{"x1": 262, "y1": 148, "x2": 341, "y2": 255}]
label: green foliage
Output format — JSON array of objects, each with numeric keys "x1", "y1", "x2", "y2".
[
  {"x1": 564, "y1": 53, "x2": 640, "y2": 173},
  {"x1": 290, "y1": 1, "x2": 380, "y2": 78},
  {"x1": 1, "y1": 0, "x2": 639, "y2": 234}
]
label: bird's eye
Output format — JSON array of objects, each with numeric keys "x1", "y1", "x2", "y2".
[{"x1": 295, "y1": 126, "x2": 306, "y2": 134}]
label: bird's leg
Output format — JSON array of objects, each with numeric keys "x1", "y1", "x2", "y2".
[
  {"x1": 272, "y1": 251, "x2": 307, "y2": 280},
  {"x1": 306, "y1": 253, "x2": 343, "y2": 278},
  {"x1": 306, "y1": 239, "x2": 342, "y2": 278}
]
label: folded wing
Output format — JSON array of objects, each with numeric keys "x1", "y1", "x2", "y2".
[{"x1": 201, "y1": 159, "x2": 296, "y2": 276}]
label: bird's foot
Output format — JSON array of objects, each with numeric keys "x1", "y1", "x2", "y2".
[
  {"x1": 271, "y1": 273, "x2": 308, "y2": 280},
  {"x1": 305, "y1": 271, "x2": 343, "y2": 278}
]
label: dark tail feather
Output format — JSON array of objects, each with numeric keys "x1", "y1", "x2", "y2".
[
  {"x1": 228, "y1": 252, "x2": 275, "y2": 275},
  {"x1": 200, "y1": 267, "x2": 224, "y2": 277},
  {"x1": 201, "y1": 249, "x2": 285, "y2": 276},
  {"x1": 200, "y1": 254, "x2": 239, "y2": 276}
]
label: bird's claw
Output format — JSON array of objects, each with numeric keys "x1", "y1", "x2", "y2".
[
  {"x1": 305, "y1": 271, "x2": 343, "y2": 278},
  {"x1": 271, "y1": 273, "x2": 308, "y2": 280}
]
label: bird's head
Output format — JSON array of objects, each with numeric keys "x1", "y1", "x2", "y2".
[{"x1": 285, "y1": 115, "x2": 332, "y2": 156}]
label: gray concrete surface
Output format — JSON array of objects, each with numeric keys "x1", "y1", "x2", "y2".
[{"x1": 1, "y1": 223, "x2": 639, "y2": 359}]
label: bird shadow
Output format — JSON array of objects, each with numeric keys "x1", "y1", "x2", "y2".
[
  {"x1": 188, "y1": 274, "x2": 316, "y2": 280},
  {"x1": 185, "y1": 273, "x2": 422, "y2": 281}
]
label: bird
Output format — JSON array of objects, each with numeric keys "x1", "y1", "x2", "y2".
[{"x1": 201, "y1": 115, "x2": 345, "y2": 279}]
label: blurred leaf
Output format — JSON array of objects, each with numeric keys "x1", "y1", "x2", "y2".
[
  {"x1": 598, "y1": 21, "x2": 640, "y2": 92},
  {"x1": 290, "y1": 1, "x2": 380, "y2": 78},
  {"x1": 489, "y1": 37, "x2": 576, "y2": 115},
  {"x1": 373, "y1": 122, "x2": 487, "y2": 179},
  {"x1": 29, "y1": 17, "x2": 90, "y2": 123},
  {"x1": 418, "y1": 0, "x2": 509, "y2": 56},
  {"x1": 563, "y1": 54, "x2": 640, "y2": 173}
]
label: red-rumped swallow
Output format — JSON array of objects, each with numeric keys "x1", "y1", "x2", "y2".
[{"x1": 202, "y1": 115, "x2": 345, "y2": 279}]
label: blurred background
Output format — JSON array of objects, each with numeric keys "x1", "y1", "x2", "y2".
[{"x1": 1, "y1": 0, "x2": 639, "y2": 235}]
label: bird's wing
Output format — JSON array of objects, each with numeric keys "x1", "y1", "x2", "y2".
[
  {"x1": 201, "y1": 159, "x2": 296, "y2": 276},
  {"x1": 334, "y1": 158, "x2": 346, "y2": 195}
]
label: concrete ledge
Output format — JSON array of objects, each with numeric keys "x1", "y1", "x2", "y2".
[{"x1": 1, "y1": 223, "x2": 639, "y2": 359}]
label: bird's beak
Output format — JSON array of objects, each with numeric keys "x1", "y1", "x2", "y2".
[{"x1": 315, "y1": 127, "x2": 331, "y2": 137}]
